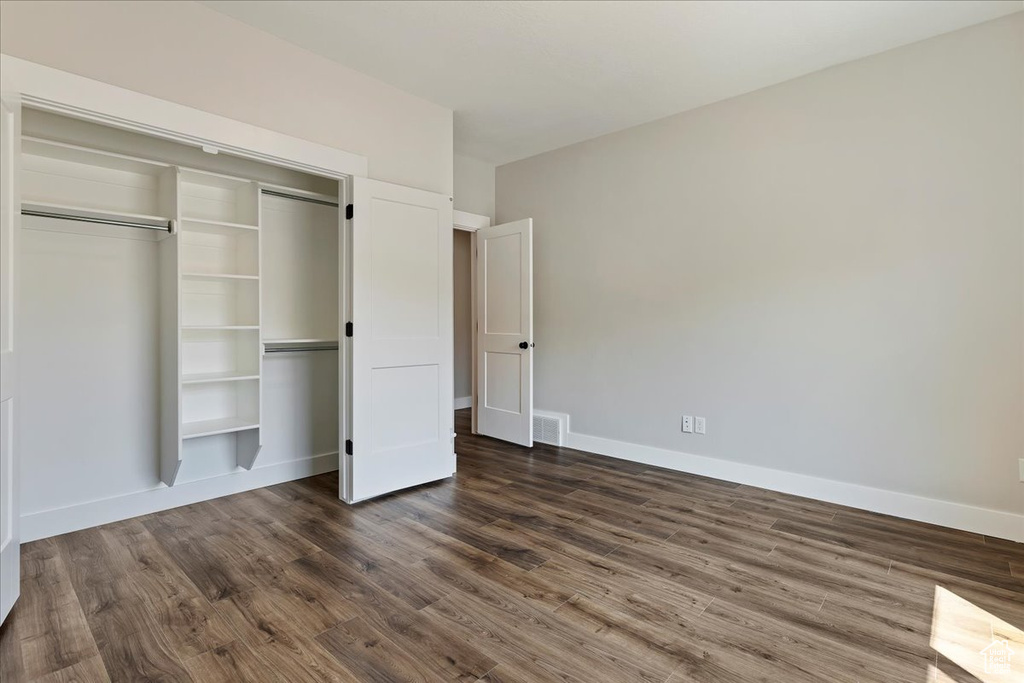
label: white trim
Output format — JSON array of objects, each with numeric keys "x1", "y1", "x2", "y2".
[
  {"x1": 0, "y1": 55, "x2": 368, "y2": 180},
  {"x1": 453, "y1": 209, "x2": 490, "y2": 232},
  {"x1": 453, "y1": 212, "x2": 487, "y2": 429},
  {"x1": 471, "y1": 230, "x2": 478, "y2": 434},
  {"x1": 22, "y1": 453, "x2": 339, "y2": 542},
  {"x1": 454, "y1": 396, "x2": 473, "y2": 410},
  {"x1": 566, "y1": 430, "x2": 1024, "y2": 543}
]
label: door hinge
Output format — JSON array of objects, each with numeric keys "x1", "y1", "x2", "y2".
[
  {"x1": 345, "y1": 439, "x2": 353, "y2": 455},
  {"x1": 345, "y1": 321, "x2": 353, "y2": 337},
  {"x1": 345, "y1": 204, "x2": 354, "y2": 220}
]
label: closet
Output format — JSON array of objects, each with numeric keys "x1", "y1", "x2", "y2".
[
  {"x1": 18, "y1": 111, "x2": 345, "y2": 511},
  {"x1": 1, "y1": 67, "x2": 454, "y2": 621}
]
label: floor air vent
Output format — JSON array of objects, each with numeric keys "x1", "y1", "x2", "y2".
[{"x1": 532, "y1": 411, "x2": 567, "y2": 446}]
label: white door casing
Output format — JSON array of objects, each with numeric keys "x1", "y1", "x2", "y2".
[
  {"x1": 0, "y1": 95, "x2": 20, "y2": 625},
  {"x1": 348, "y1": 178, "x2": 454, "y2": 501},
  {"x1": 476, "y1": 219, "x2": 533, "y2": 447}
]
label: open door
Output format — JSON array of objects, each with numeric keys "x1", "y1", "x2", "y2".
[
  {"x1": 0, "y1": 95, "x2": 20, "y2": 624},
  {"x1": 346, "y1": 178, "x2": 454, "y2": 502},
  {"x1": 475, "y1": 218, "x2": 533, "y2": 447}
]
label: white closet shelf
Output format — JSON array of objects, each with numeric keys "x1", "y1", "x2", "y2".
[
  {"x1": 182, "y1": 416, "x2": 260, "y2": 439},
  {"x1": 181, "y1": 325, "x2": 259, "y2": 331},
  {"x1": 181, "y1": 371, "x2": 260, "y2": 385},
  {"x1": 23, "y1": 136, "x2": 171, "y2": 175},
  {"x1": 181, "y1": 272, "x2": 259, "y2": 281},
  {"x1": 180, "y1": 168, "x2": 253, "y2": 190},
  {"x1": 180, "y1": 217, "x2": 259, "y2": 234},
  {"x1": 264, "y1": 338, "x2": 339, "y2": 345}
]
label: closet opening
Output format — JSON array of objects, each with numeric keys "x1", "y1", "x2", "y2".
[{"x1": 17, "y1": 109, "x2": 349, "y2": 519}]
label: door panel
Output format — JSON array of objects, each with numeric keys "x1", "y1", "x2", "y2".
[
  {"x1": 476, "y1": 218, "x2": 533, "y2": 446},
  {"x1": 0, "y1": 95, "x2": 20, "y2": 625},
  {"x1": 348, "y1": 178, "x2": 453, "y2": 501}
]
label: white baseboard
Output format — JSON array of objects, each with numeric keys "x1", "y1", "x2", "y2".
[
  {"x1": 22, "y1": 453, "x2": 339, "y2": 542},
  {"x1": 567, "y1": 431, "x2": 1024, "y2": 543},
  {"x1": 454, "y1": 396, "x2": 473, "y2": 410}
]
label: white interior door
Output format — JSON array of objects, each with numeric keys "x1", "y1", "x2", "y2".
[
  {"x1": 347, "y1": 178, "x2": 453, "y2": 501},
  {"x1": 0, "y1": 96, "x2": 20, "y2": 624},
  {"x1": 476, "y1": 218, "x2": 533, "y2": 446}
]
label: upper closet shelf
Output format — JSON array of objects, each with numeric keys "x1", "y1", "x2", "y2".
[
  {"x1": 182, "y1": 371, "x2": 260, "y2": 385},
  {"x1": 179, "y1": 217, "x2": 259, "y2": 234},
  {"x1": 22, "y1": 136, "x2": 171, "y2": 175},
  {"x1": 182, "y1": 272, "x2": 258, "y2": 281},
  {"x1": 182, "y1": 325, "x2": 259, "y2": 331},
  {"x1": 180, "y1": 167, "x2": 253, "y2": 188}
]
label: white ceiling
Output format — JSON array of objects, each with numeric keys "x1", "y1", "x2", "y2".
[{"x1": 202, "y1": 0, "x2": 1022, "y2": 165}]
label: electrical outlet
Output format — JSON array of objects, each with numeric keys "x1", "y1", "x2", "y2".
[
  {"x1": 695, "y1": 417, "x2": 706, "y2": 435},
  {"x1": 682, "y1": 415, "x2": 693, "y2": 433},
  {"x1": 1019, "y1": 458, "x2": 1024, "y2": 482}
]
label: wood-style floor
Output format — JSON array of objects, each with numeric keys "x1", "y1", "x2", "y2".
[{"x1": 1, "y1": 410, "x2": 1021, "y2": 682}]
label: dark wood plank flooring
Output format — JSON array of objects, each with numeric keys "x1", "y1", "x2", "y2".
[{"x1": 1, "y1": 409, "x2": 1021, "y2": 682}]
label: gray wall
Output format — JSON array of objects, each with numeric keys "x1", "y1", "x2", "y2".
[
  {"x1": 453, "y1": 154, "x2": 497, "y2": 403},
  {"x1": 455, "y1": 154, "x2": 496, "y2": 218},
  {"x1": 453, "y1": 230, "x2": 473, "y2": 401},
  {"x1": 496, "y1": 15, "x2": 1024, "y2": 514}
]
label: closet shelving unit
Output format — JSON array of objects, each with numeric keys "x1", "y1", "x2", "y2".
[
  {"x1": 167, "y1": 169, "x2": 264, "y2": 484},
  {"x1": 22, "y1": 131, "x2": 343, "y2": 488}
]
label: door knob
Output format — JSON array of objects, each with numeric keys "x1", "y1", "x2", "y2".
[{"x1": 519, "y1": 341, "x2": 534, "y2": 349}]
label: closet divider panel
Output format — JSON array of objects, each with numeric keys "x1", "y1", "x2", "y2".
[{"x1": 158, "y1": 167, "x2": 181, "y2": 486}]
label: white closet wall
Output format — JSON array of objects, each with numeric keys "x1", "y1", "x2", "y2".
[
  {"x1": 18, "y1": 110, "x2": 343, "y2": 518},
  {"x1": 262, "y1": 196, "x2": 339, "y2": 342},
  {"x1": 259, "y1": 193, "x2": 340, "y2": 468},
  {"x1": 21, "y1": 229, "x2": 161, "y2": 506}
]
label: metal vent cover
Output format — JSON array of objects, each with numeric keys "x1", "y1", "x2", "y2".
[{"x1": 533, "y1": 414, "x2": 563, "y2": 446}]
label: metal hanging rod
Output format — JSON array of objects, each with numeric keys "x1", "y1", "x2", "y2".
[
  {"x1": 260, "y1": 188, "x2": 340, "y2": 208},
  {"x1": 22, "y1": 208, "x2": 173, "y2": 232},
  {"x1": 264, "y1": 344, "x2": 339, "y2": 354}
]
